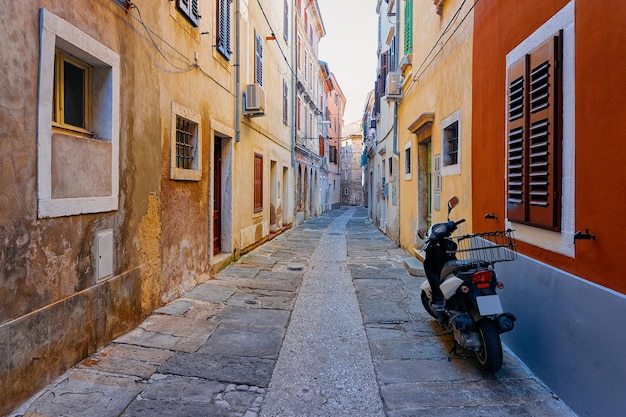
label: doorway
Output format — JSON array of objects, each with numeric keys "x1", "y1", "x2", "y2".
[
  {"x1": 418, "y1": 138, "x2": 432, "y2": 230},
  {"x1": 213, "y1": 139, "x2": 222, "y2": 255}
]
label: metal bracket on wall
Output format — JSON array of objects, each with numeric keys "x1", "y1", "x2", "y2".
[{"x1": 573, "y1": 229, "x2": 595, "y2": 244}]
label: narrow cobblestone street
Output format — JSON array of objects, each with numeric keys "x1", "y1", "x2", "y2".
[{"x1": 11, "y1": 207, "x2": 576, "y2": 417}]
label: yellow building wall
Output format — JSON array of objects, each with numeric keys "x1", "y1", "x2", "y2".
[
  {"x1": 234, "y1": 1, "x2": 294, "y2": 253},
  {"x1": 398, "y1": 0, "x2": 475, "y2": 252}
]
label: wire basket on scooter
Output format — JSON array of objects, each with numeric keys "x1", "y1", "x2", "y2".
[{"x1": 449, "y1": 229, "x2": 517, "y2": 265}]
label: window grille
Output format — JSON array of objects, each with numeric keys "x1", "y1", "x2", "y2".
[{"x1": 176, "y1": 116, "x2": 196, "y2": 170}]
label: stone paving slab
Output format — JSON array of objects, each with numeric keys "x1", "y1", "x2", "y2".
[
  {"x1": 184, "y1": 283, "x2": 237, "y2": 303},
  {"x1": 386, "y1": 400, "x2": 575, "y2": 417},
  {"x1": 208, "y1": 276, "x2": 301, "y2": 292},
  {"x1": 78, "y1": 344, "x2": 173, "y2": 379},
  {"x1": 120, "y1": 398, "x2": 232, "y2": 417},
  {"x1": 21, "y1": 370, "x2": 144, "y2": 417},
  {"x1": 113, "y1": 314, "x2": 217, "y2": 353},
  {"x1": 198, "y1": 324, "x2": 284, "y2": 358},
  {"x1": 227, "y1": 288, "x2": 296, "y2": 310},
  {"x1": 213, "y1": 305, "x2": 290, "y2": 327},
  {"x1": 381, "y1": 378, "x2": 558, "y2": 410},
  {"x1": 160, "y1": 352, "x2": 275, "y2": 388}
]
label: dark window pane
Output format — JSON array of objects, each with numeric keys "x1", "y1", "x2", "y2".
[{"x1": 63, "y1": 61, "x2": 85, "y2": 128}]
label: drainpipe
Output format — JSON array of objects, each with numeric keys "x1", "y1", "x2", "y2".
[{"x1": 235, "y1": 0, "x2": 241, "y2": 142}]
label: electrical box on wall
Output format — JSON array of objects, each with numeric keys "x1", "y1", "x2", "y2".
[{"x1": 97, "y1": 229, "x2": 113, "y2": 280}]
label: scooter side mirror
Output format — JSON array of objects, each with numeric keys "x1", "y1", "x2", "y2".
[
  {"x1": 417, "y1": 229, "x2": 425, "y2": 240},
  {"x1": 447, "y1": 196, "x2": 460, "y2": 219},
  {"x1": 448, "y1": 196, "x2": 460, "y2": 210}
]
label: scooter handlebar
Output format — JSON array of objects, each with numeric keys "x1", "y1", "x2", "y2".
[{"x1": 455, "y1": 218, "x2": 466, "y2": 226}]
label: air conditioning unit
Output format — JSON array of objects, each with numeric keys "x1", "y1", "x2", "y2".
[
  {"x1": 244, "y1": 83, "x2": 266, "y2": 116},
  {"x1": 385, "y1": 71, "x2": 403, "y2": 100}
]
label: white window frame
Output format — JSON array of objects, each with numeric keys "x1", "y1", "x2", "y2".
[
  {"x1": 505, "y1": 1, "x2": 575, "y2": 257},
  {"x1": 37, "y1": 9, "x2": 120, "y2": 218},
  {"x1": 170, "y1": 102, "x2": 202, "y2": 181},
  {"x1": 404, "y1": 141, "x2": 412, "y2": 180},
  {"x1": 441, "y1": 109, "x2": 461, "y2": 176}
]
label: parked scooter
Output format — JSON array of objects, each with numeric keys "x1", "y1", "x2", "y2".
[{"x1": 416, "y1": 197, "x2": 517, "y2": 372}]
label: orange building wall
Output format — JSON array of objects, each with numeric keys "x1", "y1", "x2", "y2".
[{"x1": 472, "y1": 0, "x2": 625, "y2": 294}]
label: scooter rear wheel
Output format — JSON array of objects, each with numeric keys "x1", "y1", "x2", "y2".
[
  {"x1": 476, "y1": 319, "x2": 503, "y2": 373},
  {"x1": 421, "y1": 290, "x2": 438, "y2": 319}
]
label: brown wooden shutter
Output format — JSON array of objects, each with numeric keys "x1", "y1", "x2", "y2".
[
  {"x1": 506, "y1": 56, "x2": 527, "y2": 223},
  {"x1": 526, "y1": 33, "x2": 561, "y2": 230},
  {"x1": 254, "y1": 154, "x2": 263, "y2": 212},
  {"x1": 507, "y1": 32, "x2": 562, "y2": 230}
]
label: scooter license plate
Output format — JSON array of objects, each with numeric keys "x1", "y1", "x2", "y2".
[{"x1": 476, "y1": 295, "x2": 503, "y2": 316}]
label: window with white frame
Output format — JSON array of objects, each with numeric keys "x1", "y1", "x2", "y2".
[
  {"x1": 441, "y1": 109, "x2": 461, "y2": 176},
  {"x1": 37, "y1": 9, "x2": 120, "y2": 218},
  {"x1": 404, "y1": 142, "x2": 412, "y2": 180},
  {"x1": 505, "y1": 1, "x2": 575, "y2": 257},
  {"x1": 170, "y1": 103, "x2": 202, "y2": 181}
]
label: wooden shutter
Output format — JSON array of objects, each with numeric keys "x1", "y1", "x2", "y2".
[
  {"x1": 284, "y1": 1, "x2": 289, "y2": 41},
  {"x1": 379, "y1": 51, "x2": 388, "y2": 98},
  {"x1": 283, "y1": 81, "x2": 288, "y2": 124},
  {"x1": 506, "y1": 32, "x2": 562, "y2": 230},
  {"x1": 297, "y1": 97, "x2": 301, "y2": 130},
  {"x1": 506, "y1": 56, "x2": 527, "y2": 223},
  {"x1": 255, "y1": 32, "x2": 263, "y2": 86},
  {"x1": 254, "y1": 154, "x2": 263, "y2": 212},
  {"x1": 404, "y1": 0, "x2": 413, "y2": 55},
  {"x1": 527, "y1": 33, "x2": 561, "y2": 230},
  {"x1": 177, "y1": 0, "x2": 199, "y2": 27},
  {"x1": 216, "y1": 0, "x2": 231, "y2": 59}
]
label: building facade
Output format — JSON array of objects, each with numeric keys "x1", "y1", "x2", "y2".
[
  {"x1": 293, "y1": 0, "x2": 327, "y2": 225},
  {"x1": 395, "y1": 0, "x2": 475, "y2": 252},
  {"x1": 362, "y1": 0, "x2": 402, "y2": 242},
  {"x1": 321, "y1": 64, "x2": 345, "y2": 210},
  {"x1": 340, "y1": 121, "x2": 365, "y2": 206},
  {"x1": 0, "y1": 0, "x2": 343, "y2": 413},
  {"x1": 472, "y1": 1, "x2": 626, "y2": 415}
]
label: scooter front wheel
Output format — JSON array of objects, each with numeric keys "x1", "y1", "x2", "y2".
[
  {"x1": 476, "y1": 319, "x2": 503, "y2": 373},
  {"x1": 421, "y1": 290, "x2": 438, "y2": 319}
]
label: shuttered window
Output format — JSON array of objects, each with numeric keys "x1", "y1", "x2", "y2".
[
  {"x1": 404, "y1": 0, "x2": 413, "y2": 55},
  {"x1": 379, "y1": 50, "x2": 388, "y2": 99},
  {"x1": 254, "y1": 154, "x2": 263, "y2": 212},
  {"x1": 506, "y1": 32, "x2": 562, "y2": 230},
  {"x1": 284, "y1": 1, "x2": 289, "y2": 41},
  {"x1": 177, "y1": 0, "x2": 199, "y2": 27},
  {"x1": 216, "y1": 0, "x2": 231, "y2": 60},
  {"x1": 283, "y1": 80, "x2": 288, "y2": 124},
  {"x1": 255, "y1": 32, "x2": 263, "y2": 86}
]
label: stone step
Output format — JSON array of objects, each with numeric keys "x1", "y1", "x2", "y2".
[{"x1": 403, "y1": 256, "x2": 425, "y2": 277}]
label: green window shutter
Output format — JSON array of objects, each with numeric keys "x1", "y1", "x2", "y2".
[{"x1": 404, "y1": 0, "x2": 413, "y2": 55}]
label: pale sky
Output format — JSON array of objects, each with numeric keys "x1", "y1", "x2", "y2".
[{"x1": 316, "y1": 0, "x2": 378, "y2": 124}]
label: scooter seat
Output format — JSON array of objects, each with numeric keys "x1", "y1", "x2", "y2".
[{"x1": 440, "y1": 259, "x2": 491, "y2": 279}]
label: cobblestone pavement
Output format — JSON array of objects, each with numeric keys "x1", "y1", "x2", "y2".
[{"x1": 10, "y1": 207, "x2": 577, "y2": 417}]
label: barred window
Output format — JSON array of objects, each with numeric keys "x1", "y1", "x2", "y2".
[
  {"x1": 170, "y1": 103, "x2": 202, "y2": 181},
  {"x1": 176, "y1": 116, "x2": 196, "y2": 170}
]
